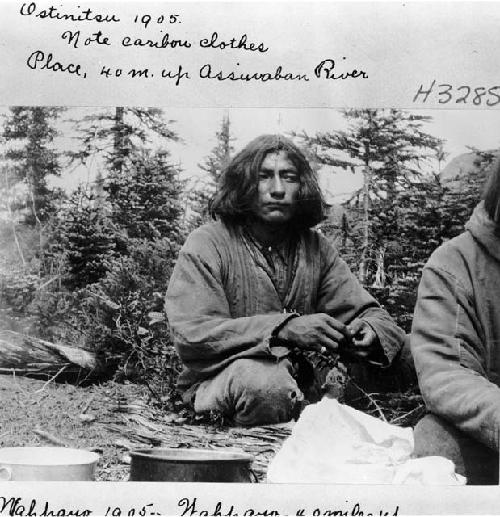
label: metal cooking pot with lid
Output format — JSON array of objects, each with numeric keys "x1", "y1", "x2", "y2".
[
  {"x1": 0, "y1": 447, "x2": 100, "y2": 481},
  {"x1": 129, "y1": 447, "x2": 256, "y2": 482}
]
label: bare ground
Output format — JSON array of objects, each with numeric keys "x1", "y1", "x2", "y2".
[
  {"x1": 0, "y1": 374, "x2": 424, "y2": 482},
  {"x1": 0, "y1": 375, "x2": 144, "y2": 480},
  {"x1": 0, "y1": 374, "x2": 294, "y2": 481}
]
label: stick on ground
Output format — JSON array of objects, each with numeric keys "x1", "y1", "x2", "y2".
[{"x1": 34, "y1": 428, "x2": 69, "y2": 447}]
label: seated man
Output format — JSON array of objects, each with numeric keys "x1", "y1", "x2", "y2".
[
  {"x1": 411, "y1": 159, "x2": 500, "y2": 484},
  {"x1": 166, "y1": 134, "x2": 405, "y2": 426}
]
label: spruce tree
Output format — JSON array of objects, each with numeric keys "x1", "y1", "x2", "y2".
[
  {"x1": 199, "y1": 114, "x2": 234, "y2": 184},
  {"x1": 297, "y1": 109, "x2": 443, "y2": 284},
  {"x1": 63, "y1": 107, "x2": 183, "y2": 286},
  {"x1": 104, "y1": 149, "x2": 184, "y2": 241},
  {"x1": 58, "y1": 186, "x2": 118, "y2": 289},
  {"x1": 71, "y1": 107, "x2": 179, "y2": 173},
  {"x1": 3, "y1": 107, "x2": 64, "y2": 225},
  {"x1": 189, "y1": 114, "x2": 235, "y2": 226}
]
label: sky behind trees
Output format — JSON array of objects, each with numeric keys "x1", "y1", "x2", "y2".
[
  {"x1": 3, "y1": 107, "x2": 500, "y2": 203},
  {"x1": 152, "y1": 108, "x2": 500, "y2": 202}
]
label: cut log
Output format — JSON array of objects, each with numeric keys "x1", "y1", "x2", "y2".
[{"x1": 0, "y1": 329, "x2": 104, "y2": 382}]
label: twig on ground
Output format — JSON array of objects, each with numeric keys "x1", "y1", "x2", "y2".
[
  {"x1": 81, "y1": 392, "x2": 97, "y2": 414},
  {"x1": 37, "y1": 275, "x2": 61, "y2": 291},
  {"x1": 34, "y1": 365, "x2": 69, "y2": 393},
  {"x1": 389, "y1": 405, "x2": 425, "y2": 426},
  {"x1": 34, "y1": 428, "x2": 70, "y2": 447},
  {"x1": 126, "y1": 414, "x2": 162, "y2": 432},
  {"x1": 31, "y1": 392, "x2": 49, "y2": 405},
  {"x1": 349, "y1": 382, "x2": 388, "y2": 423}
]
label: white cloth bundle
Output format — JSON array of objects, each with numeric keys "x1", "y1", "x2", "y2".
[{"x1": 266, "y1": 398, "x2": 466, "y2": 485}]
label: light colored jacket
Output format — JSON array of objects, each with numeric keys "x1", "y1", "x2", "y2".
[
  {"x1": 411, "y1": 202, "x2": 500, "y2": 450},
  {"x1": 166, "y1": 221, "x2": 404, "y2": 391}
]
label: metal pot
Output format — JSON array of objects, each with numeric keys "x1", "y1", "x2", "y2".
[
  {"x1": 0, "y1": 447, "x2": 99, "y2": 481},
  {"x1": 129, "y1": 447, "x2": 256, "y2": 482}
]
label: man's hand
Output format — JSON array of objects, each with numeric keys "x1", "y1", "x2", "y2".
[
  {"x1": 277, "y1": 313, "x2": 351, "y2": 353},
  {"x1": 277, "y1": 314, "x2": 381, "y2": 362},
  {"x1": 344, "y1": 318, "x2": 378, "y2": 359}
]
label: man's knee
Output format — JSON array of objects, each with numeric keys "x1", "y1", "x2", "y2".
[
  {"x1": 227, "y1": 358, "x2": 303, "y2": 425},
  {"x1": 235, "y1": 361, "x2": 302, "y2": 423},
  {"x1": 195, "y1": 358, "x2": 303, "y2": 426},
  {"x1": 414, "y1": 413, "x2": 498, "y2": 484},
  {"x1": 414, "y1": 414, "x2": 462, "y2": 461}
]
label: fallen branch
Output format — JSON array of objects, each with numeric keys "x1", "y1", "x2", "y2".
[
  {"x1": 0, "y1": 367, "x2": 43, "y2": 375},
  {"x1": 0, "y1": 330, "x2": 105, "y2": 382},
  {"x1": 34, "y1": 428, "x2": 70, "y2": 447}
]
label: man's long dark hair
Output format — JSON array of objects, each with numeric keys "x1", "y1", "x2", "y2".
[
  {"x1": 483, "y1": 157, "x2": 500, "y2": 224},
  {"x1": 209, "y1": 134, "x2": 326, "y2": 228}
]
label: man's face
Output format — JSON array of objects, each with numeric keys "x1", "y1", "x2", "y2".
[{"x1": 253, "y1": 151, "x2": 300, "y2": 225}]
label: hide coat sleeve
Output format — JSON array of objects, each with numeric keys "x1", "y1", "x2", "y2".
[
  {"x1": 166, "y1": 221, "x2": 404, "y2": 390},
  {"x1": 411, "y1": 202, "x2": 500, "y2": 451}
]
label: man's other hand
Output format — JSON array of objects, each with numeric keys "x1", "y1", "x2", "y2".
[
  {"x1": 345, "y1": 318, "x2": 378, "y2": 359},
  {"x1": 277, "y1": 313, "x2": 350, "y2": 353}
]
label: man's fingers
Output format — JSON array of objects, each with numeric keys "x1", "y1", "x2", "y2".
[
  {"x1": 284, "y1": 314, "x2": 374, "y2": 354},
  {"x1": 352, "y1": 324, "x2": 377, "y2": 348},
  {"x1": 347, "y1": 318, "x2": 364, "y2": 336},
  {"x1": 321, "y1": 324, "x2": 345, "y2": 344},
  {"x1": 315, "y1": 329, "x2": 341, "y2": 353},
  {"x1": 323, "y1": 315, "x2": 350, "y2": 338}
]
